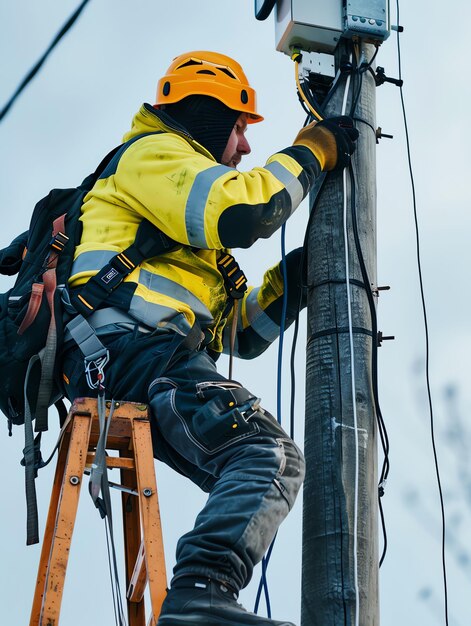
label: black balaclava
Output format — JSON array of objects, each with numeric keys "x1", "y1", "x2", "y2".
[{"x1": 163, "y1": 95, "x2": 240, "y2": 163}]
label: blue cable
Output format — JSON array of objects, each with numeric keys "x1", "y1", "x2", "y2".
[
  {"x1": 254, "y1": 534, "x2": 277, "y2": 615},
  {"x1": 254, "y1": 223, "x2": 288, "y2": 617},
  {"x1": 277, "y1": 223, "x2": 289, "y2": 425}
]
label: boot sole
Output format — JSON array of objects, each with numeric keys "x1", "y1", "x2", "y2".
[
  {"x1": 158, "y1": 615, "x2": 293, "y2": 626},
  {"x1": 157, "y1": 615, "x2": 243, "y2": 626}
]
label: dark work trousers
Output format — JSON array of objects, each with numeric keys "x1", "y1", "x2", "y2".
[{"x1": 62, "y1": 326, "x2": 305, "y2": 591}]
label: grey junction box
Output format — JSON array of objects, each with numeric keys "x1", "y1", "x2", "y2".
[
  {"x1": 344, "y1": 0, "x2": 390, "y2": 41},
  {"x1": 275, "y1": 0, "x2": 390, "y2": 56},
  {"x1": 275, "y1": 0, "x2": 343, "y2": 55}
]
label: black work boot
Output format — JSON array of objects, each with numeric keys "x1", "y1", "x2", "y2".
[{"x1": 157, "y1": 577, "x2": 296, "y2": 626}]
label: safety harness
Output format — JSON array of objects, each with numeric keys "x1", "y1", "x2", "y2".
[{"x1": 216, "y1": 252, "x2": 247, "y2": 377}]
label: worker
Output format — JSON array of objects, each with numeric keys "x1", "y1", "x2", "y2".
[{"x1": 62, "y1": 51, "x2": 358, "y2": 625}]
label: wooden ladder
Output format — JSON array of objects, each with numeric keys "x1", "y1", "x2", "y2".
[{"x1": 29, "y1": 397, "x2": 167, "y2": 626}]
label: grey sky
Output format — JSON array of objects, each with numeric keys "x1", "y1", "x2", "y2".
[{"x1": 1, "y1": 1, "x2": 470, "y2": 624}]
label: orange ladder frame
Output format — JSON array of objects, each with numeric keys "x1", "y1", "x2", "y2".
[{"x1": 29, "y1": 397, "x2": 167, "y2": 626}]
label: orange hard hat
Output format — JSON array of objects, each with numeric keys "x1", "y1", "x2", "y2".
[{"x1": 156, "y1": 51, "x2": 263, "y2": 123}]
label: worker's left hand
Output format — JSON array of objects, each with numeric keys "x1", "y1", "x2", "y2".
[{"x1": 279, "y1": 247, "x2": 307, "y2": 312}]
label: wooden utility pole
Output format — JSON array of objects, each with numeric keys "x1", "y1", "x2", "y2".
[{"x1": 301, "y1": 41, "x2": 379, "y2": 626}]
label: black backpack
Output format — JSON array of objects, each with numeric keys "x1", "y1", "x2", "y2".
[
  {"x1": 0, "y1": 187, "x2": 87, "y2": 431},
  {"x1": 0, "y1": 138, "x2": 177, "y2": 544},
  {"x1": 0, "y1": 145, "x2": 119, "y2": 432}
]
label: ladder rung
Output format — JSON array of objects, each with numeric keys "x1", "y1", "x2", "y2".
[{"x1": 86, "y1": 453, "x2": 136, "y2": 470}]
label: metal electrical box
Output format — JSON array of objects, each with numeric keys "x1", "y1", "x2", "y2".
[
  {"x1": 275, "y1": 0, "x2": 390, "y2": 56},
  {"x1": 275, "y1": 1, "x2": 343, "y2": 55},
  {"x1": 344, "y1": 0, "x2": 390, "y2": 41}
]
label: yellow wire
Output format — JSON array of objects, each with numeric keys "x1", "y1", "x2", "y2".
[{"x1": 293, "y1": 57, "x2": 323, "y2": 121}]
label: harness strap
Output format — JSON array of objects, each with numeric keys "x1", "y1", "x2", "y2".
[
  {"x1": 17, "y1": 283, "x2": 44, "y2": 335},
  {"x1": 65, "y1": 314, "x2": 110, "y2": 363},
  {"x1": 64, "y1": 313, "x2": 110, "y2": 389},
  {"x1": 217, "y1": 252, "x2": 247, "y2": 310},
  {"x1": 17, "y1": 214, "x2": 67, "y2": 336},
  {"x1": 63, "y1": 306, "x2": 152, "y2": 343},
  {"x1": 24, "y1": 215, "x2": 68, "y2": 433},
  {"x1": 228, "y1": 300, "x2": 239, "y2": 380},
  {"x1": 34, "y1": 269, "x2": 58, "y2": 432},
  {"x1": 70, "y1": 219, "x2": 177, "y2": 317},
  {"x1": 22, "y1": 354, "x2": 42, "y2": 545},
  {"x1": 216, "y1": 252, "x2": 247, "y2": 377}
]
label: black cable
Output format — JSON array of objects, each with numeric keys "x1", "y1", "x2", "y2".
[
  {"x1": 395, "y1": 0, "x2": 449, "y2": 621},
  {"x1": 104, "y1": 521, "x2": 121, "y2": 626},
  {"x1": 350, "y1": 43, "x2": 381, "y2": 118},
  {"x1": 349, "y1": 47, "x2": 362, "y2": 117},
  {"x1": 348, "y1": 164, "x2": 390, "y2": 565},
  {"x1": 0, "y1": 0, "x2": 91, "y2": 123},
  {"x1": 289, "y1": 308, "x2": 300, "y2": 440},
  {"x1": 302, "y1": 84, "x2": 326, "y2": 121},
  {"x1": 301, "y1": 45, "x2": 391, "y2": 564},
  {"x1": 297, "y1": 95, "x2": 312, "y2": 117},
  {"x1": 346, "y1": 49, "x2": 391, "y2": 565},
  {"x1": 296, "y1": 76, "x2": 324, "y2": 122},
  {"x1": 364, "y1": 45, "x2": 380, "y2": 71},
  {"x1": 322, "y1": 70, "x2": 343, "y2": 111},
  {"x1": 378, "y1": 492, "x2": 388, "y2": 567}
]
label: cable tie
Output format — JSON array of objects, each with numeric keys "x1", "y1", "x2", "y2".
[
  {"x1": 308, "y1": 277, "x2": 367, "y2": 291},
  {"x1": 307, "y1": 326, "x2": 373, "y2": 345},
  {"x1": 378, "y1": 480, "x2": 387, "y2": 497}
]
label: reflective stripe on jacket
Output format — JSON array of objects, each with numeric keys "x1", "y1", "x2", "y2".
[{"x1": 69, "y1": 104, "x2": 319, "y2": 355}]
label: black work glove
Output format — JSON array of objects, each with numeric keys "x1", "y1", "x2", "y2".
[
  {"x1": 293, "y1": 115, "x2": 359, "y2": 171},
  {"x1": 280, "y1": 247, "x2": 307, "y2": 313}
]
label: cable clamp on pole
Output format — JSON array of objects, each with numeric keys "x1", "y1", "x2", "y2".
[
  {"x1": 373, "y1": 67, "x2": 404, "y2": 88},
  {"x1": 377, "y1": 331, "x2": 395, "y2": 347}
]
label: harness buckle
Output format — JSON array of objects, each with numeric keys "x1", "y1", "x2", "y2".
[
  {"x1": 50, "y1": 231, "x2": 69, "y2": 253},
  {"x1": 217, "y1": 253, "x2": 247, "y2": 300},
  {"x1": 84, "y1": 350, "x2": 110, "y2": 390}
]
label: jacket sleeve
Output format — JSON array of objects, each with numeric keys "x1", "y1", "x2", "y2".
[
  {"x1": 114, "y1": 133, "x2": 321, "y2": 250},
  {"x1": 222, "y1": 247, "x2": 307, "y2": 359}
]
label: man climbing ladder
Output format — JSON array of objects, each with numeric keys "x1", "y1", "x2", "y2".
[{"x1": 61, "y1": 50, "x2": 358, "y2": 625}]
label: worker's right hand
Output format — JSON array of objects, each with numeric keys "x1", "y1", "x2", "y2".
[{"x1": 293, "y1": 116, "x2": 359, "y2": 172}]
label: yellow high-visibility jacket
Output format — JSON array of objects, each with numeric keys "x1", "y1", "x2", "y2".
[{"x1": 69, "y1": 104, "x2": 320, "y2": 356}]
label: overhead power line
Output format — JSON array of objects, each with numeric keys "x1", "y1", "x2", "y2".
[{"x1": 0, "y1": 0, "x2": 91, "y2": 123}]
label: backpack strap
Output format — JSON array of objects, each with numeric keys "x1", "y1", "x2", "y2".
[{"x1": 77, "y1": 144, "x2": 124, "y2": 190}]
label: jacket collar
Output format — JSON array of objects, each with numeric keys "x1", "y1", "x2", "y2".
[{"x1": 122, "y1": 103, "x2": 216, "y2": 161}]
